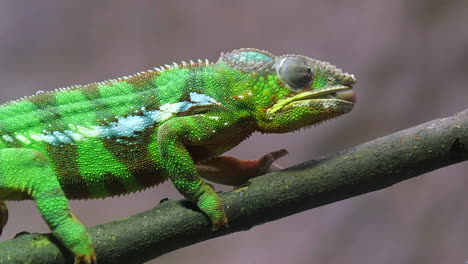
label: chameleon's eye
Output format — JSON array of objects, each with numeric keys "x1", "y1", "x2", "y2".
[{"x1": 278, "y1": 57, "x2": 314, "y2": 90}]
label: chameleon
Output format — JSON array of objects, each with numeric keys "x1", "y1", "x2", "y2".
[{"x1": 0, "y1": 48, "x2": 356, "y2": 263}]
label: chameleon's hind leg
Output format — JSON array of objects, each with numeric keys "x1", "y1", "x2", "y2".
[
  {"x1": 0, "y1": 148, "x2": 95, "y2": 264},
  {"x1": 0, "y1": 200, "x2": 7, "y2": 236},
  {"x1": 196, "y1": 149, "x2": 288, "y2": 186}
]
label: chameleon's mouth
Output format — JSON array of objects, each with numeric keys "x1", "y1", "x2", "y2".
[
  {"x1": 308, "y1": 87, "x2": 355, "y2": 103},
  {"x1": 267, "y1": 85, "x2": 355, "y2": 114}
]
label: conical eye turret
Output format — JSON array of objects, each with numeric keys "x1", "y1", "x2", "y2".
[{"x1": 277, "y1": 57, "x2": 313, "y2": 90}]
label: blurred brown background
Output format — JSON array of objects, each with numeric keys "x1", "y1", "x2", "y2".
[{"x1": 0, "y1": 1, "x2": 467, "y2": 263}]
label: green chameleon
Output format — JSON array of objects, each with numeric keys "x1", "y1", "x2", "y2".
[{"x1": 0, "y1": 48, "x2": 355, "y2": 263}]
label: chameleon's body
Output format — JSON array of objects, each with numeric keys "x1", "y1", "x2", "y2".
[{"x1": 0, "y1": 49, "x2": 355, "y2": 263}]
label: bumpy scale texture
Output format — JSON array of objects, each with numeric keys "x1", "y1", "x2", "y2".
[{"x1": 0, "y1": 48, "x2": 356, "y2": 263}]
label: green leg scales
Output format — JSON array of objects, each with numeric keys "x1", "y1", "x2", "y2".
[
  {"x1": 0, "y1": 148, "x2": 96, "y2": 264},
  {"x1": 155, "y1": 115, "x2": 238, "y2": 230}
]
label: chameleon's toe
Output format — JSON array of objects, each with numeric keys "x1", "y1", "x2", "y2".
[
  {"x1": 210, "y1": 212, "x2": 229, "y2": 231},
  {"x1": 257, "y1": 149, "x2": 289, "y2": 174},
  {"x1": 74, "y1": 251, "x2": 97, "y2": 264},
  {"x1": 211, "y1": 221, "x2": 229, "y2": 231},
  {"x1": 196, "y1": 187, "x2": 230, "y2": 231}
]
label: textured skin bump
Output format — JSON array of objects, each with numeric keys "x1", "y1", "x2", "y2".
[{"x1": 0, "y1": 49, "x2": 355, "y2": 262}]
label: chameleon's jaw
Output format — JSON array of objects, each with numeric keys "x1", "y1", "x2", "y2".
[
  {"x1": 260, "y1": 86, "x2": 355, "y2": 133},
  {"x1": 267, "y1": 85, "x2": 355, "y2": 115}
]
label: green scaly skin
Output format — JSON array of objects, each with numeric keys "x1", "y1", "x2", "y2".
[{"x1": 0, "y1": 49, "x2": 356, "y2": 263}]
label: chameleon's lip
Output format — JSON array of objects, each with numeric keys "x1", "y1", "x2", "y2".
[{"x1": 268, "y1": 85, "x2": 354, "y2": 114}]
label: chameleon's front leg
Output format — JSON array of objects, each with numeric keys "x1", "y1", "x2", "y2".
[
  {"x1": 0, "y1": 148, "x2": 95, "y2": 264},
  {"x1": 156, "y1": 116, "x2": 231, "y2": 230}
]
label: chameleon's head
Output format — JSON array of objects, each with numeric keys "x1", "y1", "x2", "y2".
[{"x1": 220, "y1": 49, "x2": 356, "y2": 133}]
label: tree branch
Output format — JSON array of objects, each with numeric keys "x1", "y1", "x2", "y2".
[{"x1": 0, "y1": 109, "x2": 467, "y2": 264}]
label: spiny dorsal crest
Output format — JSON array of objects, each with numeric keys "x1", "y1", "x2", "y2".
[
  {"x1": 153, "y1": 58, "x2": 212, "y2": 73},
  {"x1": 3, "y1": 58, "x2": 215, "y2": 106}
]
